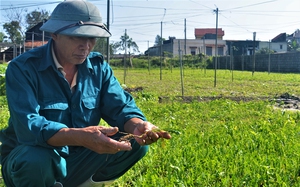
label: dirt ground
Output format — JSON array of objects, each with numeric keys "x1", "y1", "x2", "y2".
[
  {"x1": 125, "y1": 87, "x2": 300, "y2": 111},
  {"x1": 272, "y1": 92, "x2": 300, "y2": 111}
]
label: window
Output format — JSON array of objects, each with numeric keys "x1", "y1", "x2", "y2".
[
  {"x1": 190, "y1": 47, "x2": 197, "y2": 55},
  {"x1": 206, "y1": 47, "x2": 212, "y2": 56},
  {"x1": 218, "y1": 47, "x2": 223, "y2": 55}
]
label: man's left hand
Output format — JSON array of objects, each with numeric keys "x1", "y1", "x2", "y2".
[{"x1": 133, "y1": 121, "x2": 171, "y2": 145}]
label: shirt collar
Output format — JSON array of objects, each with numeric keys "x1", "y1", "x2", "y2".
[
  {"x1": 51, "y1": 43, "x2": 65, "y2": 75},
  {"x1": 51, "y1": 43, "x2": 78, "y2": 91}
]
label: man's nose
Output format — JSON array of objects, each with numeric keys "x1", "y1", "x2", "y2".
[{"x1": 79, "y1": 38, "x2": 92, "y2": 49}]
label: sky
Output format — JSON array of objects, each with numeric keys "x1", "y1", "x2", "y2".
[{"x1": 0, "y1": 0, "x2": 300, "y2": 54}]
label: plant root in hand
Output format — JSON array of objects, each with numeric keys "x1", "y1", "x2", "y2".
[{"x1": 118, "y1": 129, "x2": 167, "y2": 142}]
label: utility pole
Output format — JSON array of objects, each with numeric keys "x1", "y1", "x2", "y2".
[
  {"x1": 106, "y1": 0, "x2": 110, "y2": 63},
  {"x1": 184, "y1": 18, "x2": 186, "y2": 55},
  {"x1": 214, "y1": 7, "x2": 219, "y2": 87},
  {"x1": 230, "y1": 42, "x2": 233, "y2": 72},
  {"x1": 148, "y1": 40, "x2": 150, "y2": 74},
  {"x1": 124, "y1": 29, "x2": 127, "y2": 84},
  {"x1": 268, "y1": 40, "x2": 271, "y2": 74},
  {"x1": 160, "y1": 21, "x2": 162, "y2": 80},
  {"x1": 42, "y1": 20, "x2": 45, "y2": 46},
  {"x1": 202, "y1": 36, "x2": 205, "y2": 55},
  {"x1": 178, "y1": 41, "x2": 184, "y2": 97},
  {"x1": 31, "y1": 32, "x2": 34, "y2": 49},
  {"x1": 252, "y1": 32, "x2": 256, "y2": 76}
]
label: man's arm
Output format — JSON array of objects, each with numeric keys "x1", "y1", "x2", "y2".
[{"x1": 47, "y1": 126, "x2": 132, "y2": 154}]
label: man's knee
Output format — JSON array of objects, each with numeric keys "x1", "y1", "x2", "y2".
[
  {"x1": 13, "y1": 145, "x2": 65, "y2": 170},
  {"x1": 2, "y1": 145, "x2": 66, "y2": 186},
  {"x1": 132, "y1": 140, "x2": 149, "y2": 158}
]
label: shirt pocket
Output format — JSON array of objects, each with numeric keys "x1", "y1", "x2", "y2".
[
  {"x1": 81, "y1": 96, "x2": 101, "y2": 124},
  {"x1": 39, "y1": 99, "x2": 69, "y2": 123},
  {"x1": 82, "y1": 96, "x2": 98, "y2": 109}
]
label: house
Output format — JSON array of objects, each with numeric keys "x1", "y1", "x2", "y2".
[
  {"x1": 226, "y1": 40, "x2": 259, "y2": 56},
  {"x1": 145, "y1": 28, "x2": 227, "y2": 57},
  {"x1": 25, "y1": 21, "x2": 51, "y2": 49},
  {"x1": 226, "y1": 33, "x2": 288, "y2": 56},
  {"x1": 287, "y1": 29, "x2": 300, "y2": 43},
  {"x1": 0, "y1": 21, "x2": 51, "y2": 62},
  {"x1": 195, "y1": 28, "x2": 224, "y2": 40},
  {"x1": 0, "y1": 43, "x2": 18, "y2": 62},
  {"x1": 195, "y1": 28, "x2": 226, "y2": 56},
  {"x1": 259, "y1": 33, "x2": 287, "y2": 53}
]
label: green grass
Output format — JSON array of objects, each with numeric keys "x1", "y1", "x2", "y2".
[
  {"x1": 115, "y1": 68, "x2": 300, "y2": 98},
  {"x1": 115, "y1": 100, "x2": 300, "y2": 186},
  {"x1": 2, "y1": 68, "x2": 300, "y2": 186},
  {"x1": 113, "y1": 68, "x2": 300, "y2": 186}
]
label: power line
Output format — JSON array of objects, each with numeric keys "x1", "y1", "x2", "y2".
[
  {"x1": 223, "y1": 0, "x2": 277, "y2": 11},
  {"x1": 1, "y1": 0, "x2": 299, "y2": 53},
  {"x1": 0, "y1": 1, "x2": 61, "y2": 10}
]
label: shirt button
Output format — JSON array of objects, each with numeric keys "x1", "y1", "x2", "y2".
[{"x1": 72, "y1": 104, "x2": 76, "y2": 109}]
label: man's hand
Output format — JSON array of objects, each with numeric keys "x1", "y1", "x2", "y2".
[
  {"x1": 47, "y1": 126, "x2": 132, "y2": 154},
  {"x1": 133, "y1": 121, "x2": 171, "y2": 145},
  {"x1": 123, "y1": 119, "x2": 171, "y2": 146},
  {"x1": 79, "y1": 126, "x2": 132, "y2": 154}
]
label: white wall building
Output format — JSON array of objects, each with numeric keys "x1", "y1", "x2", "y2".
[{"x1": 259, "y1": 41, "x2": 287, "y2": 53}]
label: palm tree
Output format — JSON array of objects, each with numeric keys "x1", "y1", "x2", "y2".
[
  {"x1": 113, "y1": 32, "x2": 139, "y2": 54},
  {"x1": 113, "y1": 31, "x2": 139, "y2": 68}
]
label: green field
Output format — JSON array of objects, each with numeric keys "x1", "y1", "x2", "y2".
[{"x1": 1, "y1": 68, "x2": 300, "y2": 186}]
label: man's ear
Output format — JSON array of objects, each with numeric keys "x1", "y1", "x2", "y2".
[{"x1": 51, "y1": 33, "x2": 58, "y2": 40}]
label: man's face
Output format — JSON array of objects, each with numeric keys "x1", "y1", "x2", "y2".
[{"x1": 52, "y1": 34, "x2": 97, "y2": 66}]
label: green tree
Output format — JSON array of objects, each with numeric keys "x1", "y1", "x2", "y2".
[
  {"x1": 256, "y1": 47, "x2": 274, "y2": 54},
  {"x1": 0, "y1": 32, "x2": 6, "y2": 42},
  {"x1": 154, "y1": 35, "x2": 165, "y2": 46},
  {"x1": 26, "y1": 9, "x2": 50, "y2": 29},
  {"x1": 93, "y1": 38, "x2": 113, "y2": 56},
  {"x1": 287, "y1": 39, "x2": 300, "y2": 51},
  {"x1": 3, "y1": 7, "x2": 50, "y2": 44},
  {"x1": 3, "y1": 21, "x2": 22, "y2": 43},
  {"x1": 3, "y1": 5, "x2": 28, "y2": 44},
  {"x1": 113, "y1": 32, "x2": 139, "y2": 54}
]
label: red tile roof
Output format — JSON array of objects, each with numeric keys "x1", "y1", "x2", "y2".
[
  {"x1": 195, "y1": 28, "x2": 224, "y2": 37},
  {"x1": 24, "y1": 41, "x2": 48, "y2": 48}
]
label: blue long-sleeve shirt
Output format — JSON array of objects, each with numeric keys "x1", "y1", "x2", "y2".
[{"x1": 0, "y1": 39, "x2": 145, "y2": 159}]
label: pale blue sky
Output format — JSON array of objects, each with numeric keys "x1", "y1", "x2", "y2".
[{"x1": 1, "y1": 0, "x2": 300, "y2": 53}]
